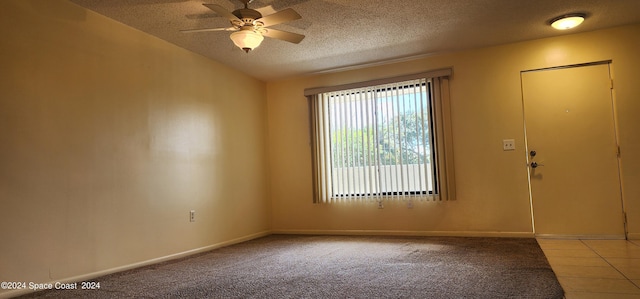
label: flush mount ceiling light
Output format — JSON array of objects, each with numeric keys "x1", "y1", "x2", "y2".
[{"x1": 550, "y1": 13, "x2": 586, "y2": 30}]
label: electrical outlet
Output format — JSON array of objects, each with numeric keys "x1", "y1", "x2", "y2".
[
  {"x1": 190, "y1": 210, "x2": 195, "y2": 222},
  {"x1": 503, "y1": 139, "x2": 516, "y2": 151}
]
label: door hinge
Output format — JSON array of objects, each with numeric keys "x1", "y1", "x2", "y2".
[
  {"x1": 617, "y1": 145, "x2": 621, "y2": 157},
  {"x1": 610, "y1": 79, "x2": 614, "y2": 89}
]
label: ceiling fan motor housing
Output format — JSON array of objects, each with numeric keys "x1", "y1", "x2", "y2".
[{"x1": 233, "y1": 8, "x2": 262, "y2": 25}]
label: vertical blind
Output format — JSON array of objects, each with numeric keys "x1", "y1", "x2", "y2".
[{"x1": 309, "y1": 75, "x2": 449, "y2": 204}]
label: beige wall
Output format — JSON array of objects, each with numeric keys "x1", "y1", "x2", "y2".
[
  {"x1": 266, "y1": 24, "x2": 640, "y2": 238},
  {"x1": 0, "y1": 0, "x2": 269, "y2": 295},
  {"x1": 1, "y1": 0, "x2": 639, "y2": 296}
]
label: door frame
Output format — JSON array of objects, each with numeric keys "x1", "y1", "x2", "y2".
[{"x1": 520, "y1": 60, "x2": 628, "y2": 239}]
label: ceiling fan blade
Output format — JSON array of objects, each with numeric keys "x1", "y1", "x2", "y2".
[
  {"x1": 262, "y1": 28, "x2": 305, "y2": 44},
  {"x1": 203, "y1": 3, "x2": 241, "y2": 22},
  {"x1": 257, "y1": 8, "x2": 301, "y2": 27},
  {"x1": 181, "y1": 27, "x2": 237, "y2": 33},
  {"x1": 254, "y1": 5, "x2": 277, "y2": 17}
]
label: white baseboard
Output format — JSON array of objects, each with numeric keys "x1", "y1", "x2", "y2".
[
  {"x1": 627, "y1": 232, "x2": 640, "y2": 240},
  {"x1": 535, "y1": 234, "x2": 627, "y2": 240},
  {"x1": 271, "y1": 229, "x2": 534, "y2": 238},
  {"x1": 0, "y1": 230, "x2": 271, "y2": 299}
]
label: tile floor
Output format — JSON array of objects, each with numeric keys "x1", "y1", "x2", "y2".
[{"x1": 537, "y1": 238, "x2": 640, "y2": 299}]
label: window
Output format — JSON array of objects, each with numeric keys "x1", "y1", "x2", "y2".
[{"x1": 306, "y1": 70, "x2": 455, "y2": 203}]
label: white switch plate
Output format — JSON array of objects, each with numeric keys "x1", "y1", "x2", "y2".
[{"x1": 503, "y1": 139, "x2": 515, "y2": 151}]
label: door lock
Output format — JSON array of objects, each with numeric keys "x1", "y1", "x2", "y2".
[{"x1": 530, "y1": 161, "x2": 544, "y2": 168}]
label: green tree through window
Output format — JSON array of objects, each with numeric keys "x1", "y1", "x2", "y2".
[
  {"x1": 308, "y1": 70, "x2": 455, "y2": 203},
  {"x1": 326, "y1": 81, "x2": 436, "y2": 197}
]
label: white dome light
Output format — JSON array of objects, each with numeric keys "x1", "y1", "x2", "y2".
[
  {"x1": 230, "y1": 29, "x2": 264, "y2": 53},
  {"x1": 550, "y1": 14, "x2": 586, "y2": 30}
]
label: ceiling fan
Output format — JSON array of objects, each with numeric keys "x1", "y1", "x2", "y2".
[{"x1": 181, "y1": 0, "x2": 305, "y2": 53}]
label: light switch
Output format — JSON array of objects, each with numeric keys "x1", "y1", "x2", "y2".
[{"x1": 503, "y1": 139, "x2": 515, "y2": 151}]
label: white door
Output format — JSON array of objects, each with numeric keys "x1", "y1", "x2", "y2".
[{"x1": 521, "y1": 62, "x2": 626, "y2": 238}]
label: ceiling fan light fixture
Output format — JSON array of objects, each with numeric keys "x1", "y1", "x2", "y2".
[
  {"x1": 230, "y1": 30, "x2": 264, "y2": 53},
  {"x1": 182, "y1": 2, "x2": 304, "y2": 53},
  {"x1": 550, "y1": 13, "x2": 586, "y2": 30}
]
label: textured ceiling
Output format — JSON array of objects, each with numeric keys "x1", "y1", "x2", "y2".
[{"x1": 69, "y1": 0, "x2": 640, "y2": 81}]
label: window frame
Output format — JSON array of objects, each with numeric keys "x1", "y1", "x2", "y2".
[{"x1": 305, "y1": 69, "x2": 455, "y2": 204}]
